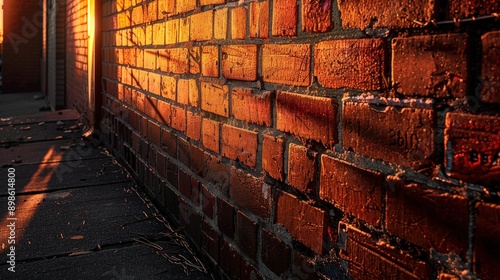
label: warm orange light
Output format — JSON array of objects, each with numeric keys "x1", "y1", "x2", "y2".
[{"x1": 0, "y1": 147, "x2": 63, "y2": 253}]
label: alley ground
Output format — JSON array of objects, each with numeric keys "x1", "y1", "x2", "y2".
[{"x1": 0, "y1": 93, "x2": 214, "y2": 279}]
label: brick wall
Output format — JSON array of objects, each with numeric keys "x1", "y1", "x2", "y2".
[
  {"x1": 2, "y1": 0, "x2": 43, "y2": 93},
  {"x1": 99, "y1": 0, "x2": 500, "y2": 279},
  {"x1": 65, "y1": 0, "x2": 88, "y2": 114}
]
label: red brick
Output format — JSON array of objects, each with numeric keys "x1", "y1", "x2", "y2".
[
  {"x1": 186, "y1": 111, "x2": 201, "y2": 141},
  {"x1": 338, "y1": 0, "x2": 435, "y2": 28},
  {"x1": 148, "y1": 72, "x2": 161, "y2": 96},
  {"x1": 220, "y1": 240, "x2": 242, "y2": 279},
  {"x1": 161, "y1": 75, "x2": 176, "y2": 100},
  {"x1": 444, "y1": 112, "x2": 500, "y2": 185},
  {"x1": 202, "y1": 221, "x2": 220, "y2": 262},
  {"x1": 231, "y1": 6, "x2": 247, "y2": 39},
  {"x1": 481, "y1": 31, "x2": 500, "y2": 103},
  {"x1": 288, "y1": 143, "x2": 317, "y2": 194},
  {"x1": 179, "y1": 169, "x2": 200, "y2": 205},
  {"x1": 262, "y1": 134, "x2": 285, "y2": 181},
  {"x1": 170, "y1": 105, "x2": 186, "y2": 133},
  {"x1": 179, "y1": 199, "x2": 202, "y2": 246},
  {"x1": 202, "y1": 118, "x2": 220, "y2": 153},
  {"x1": 277, "y1": 91, "x2": 337, "y2": 147},
  {"x1": 343, "y1": 101, "x2": 436, "y2": 170},
  {"x1": 161, "y1": 128, "x2": 177, "y2": 158},
  {"x1": 148, "y1": 121, "x2": 161, "y2": 147},
  {"x1": 160, "y1": 48, "x2": 189, "y2": 74},
  {"x1": 214, "y1": 8, "x2": 228, "y2": 40},
  {"x1": 315, "y1": 39, "x2": 385, "y2": 91},
  {"x1": 249, "y1": 1, "x2": 269, "y2": 39},
  {"x1": 474, "y1": 202, "x2": 500, "y2": 279},
  {"x1": 386, "y1": 182, "x2": 468, "y2": 257},
  {"x1": 177, "y1": 79, "x2": 190, "y2": 105},
  {"x1": 201, "y1": 184, "x2": 215, "y2": 219},
  {"x1": 276, "y1": 191, "x2": 328, "y2": 254},
  {"x1": 203, "y1": 154, "x2": 230, "y2": 194},
  {"x1": 222, "y1": 45, "x2": 258, "y2": 81},
  {"x1": 202, "y1": 45, "x2": 219, "y2": 77},
  {"x1": 179, "y1": 17, "x2": 190, "y2": 42},
  {"x1": 439, "y1": 274, "x2": 460, "y2": 280},
  {"x1": 200, "y1": 0, "x2": 225, "y2": 5},
  {"x1": 237, "y1": 211, "x2": 258, "y2": 260},
  {"x1": 132, "y1": 6, "x2": 143, "y2": 25},
  {"x1": 340, "y1": 223, "x2": 434, "y2": 279},
  {"x1": 217, "y1": 198, "x2": 236, "y2": 238},
  {"x1": 222, "y1": 125, "x2": 258, "y2": 167},
  {"x1": 392, "y1": 34, "x2": 468, "y2": 98},
  {"x1": 320, "y1": 156, "x2": 383, "y2": 226},
  {"x1": 230, "y1": 167, "x2": 272, "y2": 219},
  {"x1": 165, "y1": 19, "x2": 179, "y2": 45},
  {"x1": 448, "y1": 0, "x2": 499, "y2": 19},
  {"x1": 231, "y1": 88, "x2": 272, "y2": 126},
  {"x1": 189, "y1": 46, "x2": 201, "y2": 74},
  {"x1": 190, "y1": 11, "x2": 213, "y2": 41},
  {"x1": 241, "y1": 260, "x2": 263, "y2": 280},
  {"x1": 176, "y1": 0, "x2": 196, "y2": 14},
  {"x1": 272, "y1": 0, "x2": 297, "y2": 36},
  {"x1": 292, "y1": 251, "x2": 318, "y2": 280},
  {"x1": 262, "y1": 44, "x2": 310, "y2": 86},
  {"x1": 261, "y1": 229, "x2": 290, "y2": 277},
  {"x1": 153, "y1": 22, "x2": 165, "y2": 45},
  {"x1": 302, "y1": 0, "x2": 332, "y2": 32},
  {"x1": 200, "y1": 82, "x2": 229, "y2": 117}
]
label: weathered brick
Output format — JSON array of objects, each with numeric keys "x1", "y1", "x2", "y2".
[
  {"x1": 147, "y1": 121, "x2": 161, "y2": 147},
  {"x1": 200, "y1": 82, "x2": 229, "y2": 117},
  {"x1": 474, "y1": 202, "x2": 500, "y2": 279},
  {"x1": 177, "y1": 79, "x2": 190, "y2": 105},
  {"x1": 237, "y1": 211, "x2": 258, "y2": 260},
  {"x1": 343, "y1": 101, "x2": 435, "y2": 170},
  {"x1": 189, "y1": 46, "x2": 201, "y2": 75},
  {"x1": 276, "y1": 191, "x2": 328, "y2": 254},
  {"x1": 202, "y1": 221, "x2": 220, "y2": 262},
  {"x1": 222, "y1": 45, "x2": 258, "y2": 81},
  {"x1": 202, "y1": 118, "x2": 220, "y2": 153},
  {"x1": 178, "y1": 17, "x2": 190, "y2": 42},
  {"x1": 200, "y1": 0, "x2": 225, "y2": 5},
  {"x1": 320, "y1": 156, "x2": 383, "y2": 226},
  {"x1": 292, "y1": 251, "x2": 319, "y2": 280},
  {"x1": 262, "y1": 44, "x2": 310, "y2": 86},
  {"x1": 179, "y1": 169, "x2": 200, "y2": 205},
  {"x1": 201, "y1": 184, "x2": 215, "y2": 219},
  {"x1": 231, "y1": 88, "x2": 272, "y2": 126},
  {"x1": 241, "y1": 260, "x2": 263, "y2": 280},
  {"x1": 161, "y1": 128, "x2": 177, "y2": 157},
  {"x1": 315, "y1": 39, "x2": 385, "y2": 91},
  {"x1": 230, "y1": 167, "x2": 272, "y2": 219},
  {"x1": 231, "y1": 6, "x2": 247, "y2": 39},
  {"x1": 220, "y1": 240, "x2": 242, "y2": 279},
  {"x1": 186, "y1": 111, "x2": 201, "y2": 141},
  {"x1": 277, "y1": 92, "x2": 337, "y2": 147},
  {"x1": 481, "y1": 31, "x2": 500, "y2": 103},
  {"x1": 158, "y1": 100, "x2": 172, "y2": 127},
  {"x1": 203, "y1": 154, "x2": 230, "y2": 194},
  {"x1": 161, "y1": 75, "x2": 176, "y2": 100},
  {"x1": 448, "y1": 0, "x2": 499, "y2": 19},
  {"x1": 165, "y1": 19, "x2": 179, "y2": 45},
  {"x1": 179, "y1": 199, "x2": 202, "y2": 246},
  {"x1": 170, "y1": 105, "x2": 186, "y2": 133},
  {"x1": 444, "y1": 112, "x2": 500, "y2": 185},
  {"x1": 190, "y1": 11, "x2": 213, "y2": 41},
  {"x1": 261, "y1": 229, "x2": 290, "y2": 277},
  {"x1": 160, "y1": 48, "x2": 189, "y2": 74},
  {"x1": 222, "y1": 125, "x2": 258, "y2": 167},
  {"x1": 302, "y1": 0, "x2": 332, "y2": 32},
  {"x1": 249, "y1": 1, "x2": 269, "y2": 38},
  {"x1": 340, "y1": 223, "x2": 434, "y2": 279},
  {"x1": 153, "y1": 22, "x2": 165, "y2": 45},
  {"x1": 217, "y1": 198, "x2": 236, "y2": 238},
  {"x1": 262, "y1": 134, "x2": 285, "y2": 181},
  {"x1": 202, "y1": 45, "x2": 219, "y2": 77},
  {"x1": 148, "y1": 72, "x2": 161, "y2": 96},
  {"x1": 392, "y1": 34, "x2": 468, "y2": 98},
  {"x1": 338, "y1": 0, "x2": 435, "y2": 28},
  {"x1": 214, "y1": 8, "x2": 228, "y2": 40},
  {"x1": 176, "y1": 0, "x2": 196, "y2": 14},
  {"x1": 386, "y1": 182, "x2": 468, "y2": 257},
  {"x1": 288, "y1": 143, "x2": 317, "y2": 195},
  {"x1": 272, "y1": 0, "x2": 297, "y2": 36}
]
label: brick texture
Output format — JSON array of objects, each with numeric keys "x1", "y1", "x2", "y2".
[
  {"x1": 222, "y1": 45, "x2": 258, "y2": 81},
  {"x1": 448, "y1": 0, "x2": 499, "y2": 19},
  {"x1": 343, "y1": 101, "x2": 436, "y2": 170},
  {"x1": 222, "y1": 125, "x2": 258, "y2": 167},
  {"x1": 392, "y1": 34, "x2": 468, "y2": 98},
  {"x1": 474, "y1": 202, "x2": 500, "y2": 279},
  {"x1": 288, "y1": 144, "x2": 317, "y2": 194},
  {"x1": 262, "y1": 44, "x2": 311, "y2": 86},
  {"x1": 444, "y1": 112, "x2": 500, "y2": 185},
  {"x1": 276, "y1": 191, "x2": 328, "y2": 254},
  {"x1": 302, "y1": 0, "x2": 332, "y2": 32},
  {"x1": 320, "y1": 156, "x2": 384, "y2": 226},
  {"x1": 272, "y1": 0, "x2": 297, "y2": 36},
  {"x1": 262, "y1": 134, "x2": 285, "y2": 181},
  {"x1": 315, "y1": 39, "x2": 386, "y2": 91},
  {"x1": 481, "y1": 31, "x2": 500, "y2": 103},
  {"x1": 386, "y1": 182, "x2": 469, "y2": 257},
  {"x1": 261, "y1": 229, "x2": 290, "y2": 277},
  {"x1": 231, "y1": 88, "x2": 272, "y2": 126},
  {"x1": 230, "y1": 167, "x2": 272, "y2": 219},
  {"x1": 277, "y1": 92, "x2": 337, "y2": 147},
  {"x1": 201, "y1": 82, "x2": 229, "y2": 117}
]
